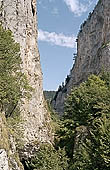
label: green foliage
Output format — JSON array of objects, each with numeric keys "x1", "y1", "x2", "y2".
[
  {"x1": 44, "y1": 91, "x2": 56, "y2": 101},
  {"x1": 56, "y1": 74, "x2": 110, "y2": 169},
  {"x1": 7, "y1": 115, "x2": 25, "y2": 149},
  {"x1": 71, "y1": 115, "x2": 110, "y2": 170},
  {"x1": 47, "y1": 100, "x2": 60, "y2": 130},
  {"x1": 64, "y1": 75, "x2": 110, "y2": 126},
  {"x1": 99, "y1": 70, "x2": 110, "y2": 87},
  {"x1": 22, "y1": 102, "x2": 69, "y2": 170},
  {"x1": 55, "y1": 118, "x2": 75, "y2": 158},
  {"x1": 25, "y1": 144, "x2": 69, "y2": 170},
  {"x1": 0, "y1": 24, "x2": 32, "y2": 153},
  {"x1": 0, "y1": 25, "x2": 31, "y2": 117}
]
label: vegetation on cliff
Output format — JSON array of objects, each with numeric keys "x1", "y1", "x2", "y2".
[
  {"x1": 26, "y1": 73, "x2": 110, "y2": 170},
  {"x1": 0, "y1": 25, "x2": 31, "y2": 118},
  {"x1": 26, "y1": 144, "x2": 68, "y2": 170},
  {"x1": 0, "y1": 25, "x2": 31, "y2": 169},
  {"x1": 56, "y1": 73, "x2": 110, "y2": 170},
  {"x1": 44, "y1": 90, "x2": 56, "y2": 101}
]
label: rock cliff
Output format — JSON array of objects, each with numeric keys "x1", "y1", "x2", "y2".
[
  {"x1": 0, "y1": 0, "x2": 52, "y2": 169},
  {"x1": 52, "y1": 0, "x2": 110, "y2": 115}
]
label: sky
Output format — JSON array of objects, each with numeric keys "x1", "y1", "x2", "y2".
[{"x1": 37, "y1": 0, "x2": 98, "y2": 91}]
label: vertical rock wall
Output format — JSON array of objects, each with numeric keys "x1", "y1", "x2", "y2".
[
  {"x1": 0, "y1": 149, "x2": 9, "y2": 170},
  {"x1": 52, "y1": 0, "x2": 110, "y2": 115},
  {"x1": 0, "y1": 0, "x2": 52, "y2": 152}
]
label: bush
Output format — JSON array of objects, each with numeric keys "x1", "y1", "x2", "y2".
[{"x1": 25, "y1": 144, "x2": 69, "y2": 170}]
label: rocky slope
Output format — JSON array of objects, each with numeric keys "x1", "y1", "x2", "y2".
[
  {"x1": 52, "y1": 0, "x2": 110, "y2": 115},
  {"x1": 0, "y1": 0, "x2": 52, "y2": 169}
]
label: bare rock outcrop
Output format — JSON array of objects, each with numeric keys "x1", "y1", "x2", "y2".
[
  {"x1": 52, "y1": 0, "x2": 110, "y2": 115},
  {"x1": 0, "y1": 0, "x2": 52, "y2": 145},
  {"x1": 0, "y1": 149, "x2": 9, "y2": 170},
  {"x1": 0, "y1": 0, "x2": 52, "y2": 168}
]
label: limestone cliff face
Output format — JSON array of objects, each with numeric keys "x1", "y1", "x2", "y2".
[
  {"x1": 0, "y1": 0, "x2": 52, "y2": 157},
  {"x1": 52, "y1": 0, "x2": 110, "y2": 115}
]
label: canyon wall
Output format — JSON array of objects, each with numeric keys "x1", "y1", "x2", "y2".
[
  {"x1": 52, "y1": 0, "x2": 110, "y2": 115},
  {"x1": 0, "y1": 0, "x2": 52, "y2": 167}
]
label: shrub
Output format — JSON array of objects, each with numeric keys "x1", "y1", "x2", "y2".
[{"x1": 25, "y1": 144, "x2": 69, "y2": 170}]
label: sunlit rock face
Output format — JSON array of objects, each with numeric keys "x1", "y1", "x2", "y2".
[
  {"x1": 0, "y1": 149, "x2": 9, "y2": 170},
  {"x1": 52, "y1": 0, "x2": 110, "y2": 115},
  {"x1": 0, "y1": 0, "x2": 52, "y2": 155}
]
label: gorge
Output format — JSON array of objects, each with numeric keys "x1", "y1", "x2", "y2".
[{"x1": 0, "y1": 0, "x2": 110, "y2": 169}]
